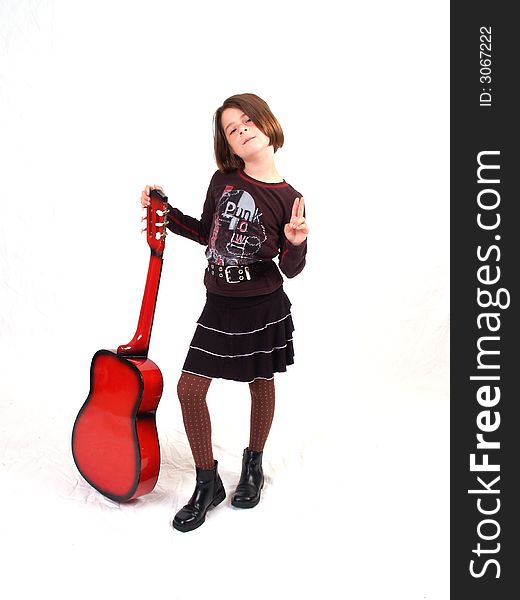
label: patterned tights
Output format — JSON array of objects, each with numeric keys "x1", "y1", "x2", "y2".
[{"x1": 177, "y1": 372, "x2": 276, "y2": 470}]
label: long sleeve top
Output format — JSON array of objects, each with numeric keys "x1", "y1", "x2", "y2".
[{"x1": 166, "y1": 169, "x2": 307, "y2": 297}]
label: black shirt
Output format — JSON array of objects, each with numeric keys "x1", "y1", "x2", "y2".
[{"x1": 166, "y1": 169, "x2": 307, "y2": 297}]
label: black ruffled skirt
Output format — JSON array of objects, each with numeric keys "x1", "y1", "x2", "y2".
[{"x1": 182, "y1": 286, "x2": 295, "y2": 382}]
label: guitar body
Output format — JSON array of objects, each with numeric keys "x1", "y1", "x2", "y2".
[
  {"x1": 72, "y1": 189, "x2": 170, "y2": 503},
  {"x1": 72, "y1": 349, "x2": 163, "y2": 502}
]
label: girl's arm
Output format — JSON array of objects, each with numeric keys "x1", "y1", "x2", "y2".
[
  {"x1": 165, "y1": 203, "x2": 211, "y2": 245},
  {"x1": 141, "y1": 182, "x2": 214, "y2": 246},
  {"x1": 279, "y1": 238, "x2": 307, "y2": 278},
  {"x1": 279, "y1": 196, "x2": 308, "y2": 278},
  {"x1": 166, "y1": 178, "x2": 216, "y2": 245}
]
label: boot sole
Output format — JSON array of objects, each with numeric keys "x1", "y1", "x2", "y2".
[{"x1": 172, "y1": 488, "x2": 226, "y2": 532}]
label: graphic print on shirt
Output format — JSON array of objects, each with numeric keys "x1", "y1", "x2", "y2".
[{"x1": 206, "y1": 188, "x2": 267, "y2": 266}]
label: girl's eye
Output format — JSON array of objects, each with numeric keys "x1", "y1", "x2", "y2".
[{"x1": 229, "y1": 128, "x2": 237, "y2": 135}]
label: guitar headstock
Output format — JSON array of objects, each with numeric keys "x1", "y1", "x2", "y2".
[{"x1": 142, "y1": 189, "x2": 169, "y2": 255}]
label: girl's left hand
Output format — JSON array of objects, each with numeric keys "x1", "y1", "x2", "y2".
[{"x1": 284, "y1": 197, "x2": 309, "y2": 246}]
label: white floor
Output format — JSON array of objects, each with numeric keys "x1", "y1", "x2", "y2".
[{"x1": 0, "y1": 363, "x2": 448, "y2": 600}]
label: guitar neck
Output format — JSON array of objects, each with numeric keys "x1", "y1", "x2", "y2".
[
  {"x1": 117, "y1": 251, "x2": 163, "y2": 357},
  {"x1": 116, "y1": 189, "x2": 168, "y2": 358}
]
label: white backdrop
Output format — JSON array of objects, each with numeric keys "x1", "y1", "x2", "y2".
[{"x1": 0, "y1": 1, "x2": 449, "y2": 598}]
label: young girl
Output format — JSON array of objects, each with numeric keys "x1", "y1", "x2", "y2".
[{"x1": 140, "y1": 93, "x2": 309, "y2": 532}]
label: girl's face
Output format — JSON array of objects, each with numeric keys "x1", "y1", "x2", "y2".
[{"x1": 220, "y1": 107, "x2": 271, "y2": 163}]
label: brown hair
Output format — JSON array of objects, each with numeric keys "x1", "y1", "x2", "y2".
[{"x1": 213, "y1": 93, "x2": 284, "y2": 173}]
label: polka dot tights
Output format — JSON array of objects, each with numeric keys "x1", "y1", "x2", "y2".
[
  {"x1": 177, "y1": 373, "x2": 213, "y2": 470},
  {"x1": 248, "y1": 378, "x2": 276, "y2": 452},
  {"x1": 177, "y1": 372, "x2": 276, "y2": 470}
]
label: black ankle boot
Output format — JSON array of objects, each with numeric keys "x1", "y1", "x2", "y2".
[
  {"x1": 231, "y1": 448, "x2": 264, "y2": 509},
  {"x1": 172, "y1": 460, "x2": 226, "y2": 532}
]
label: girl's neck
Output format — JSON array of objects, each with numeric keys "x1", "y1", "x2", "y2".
[{"x1": 242, "y1": 154, "x2": 283, "y2": 183}]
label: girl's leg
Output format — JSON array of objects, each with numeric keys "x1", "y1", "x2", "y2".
[
  {"x1": 173, "y1": 372, "x2": 225, "y2": 532},
  {"x1": 177, "y1": 371, "x2": 214, "y2": 470},
  {"x1": 248, "y1": 377, "x2": 276, "y2": 452},
  {"x1": 231, "y1": 377, "x2": 275, "y2": 509}
]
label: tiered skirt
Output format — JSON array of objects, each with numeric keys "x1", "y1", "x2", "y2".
[{"x1": 182, "y1": 286, "x2": 295, "y2": 382}]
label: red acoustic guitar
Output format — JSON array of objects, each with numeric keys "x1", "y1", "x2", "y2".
[{"x1": 72, "y1": 190, "x2": 169, "y2": 502}]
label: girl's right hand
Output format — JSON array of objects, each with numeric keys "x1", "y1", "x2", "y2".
[{"x1": 140, "y1": 184, "x2": 165, "y2": 207}]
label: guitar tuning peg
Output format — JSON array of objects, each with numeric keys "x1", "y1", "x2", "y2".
[
  {"x1": 141, "y1": 215, "x2": 147, "y2": 222},
  {"x1": 141, "y1": 227, "x2": 147, "y2": 234}
]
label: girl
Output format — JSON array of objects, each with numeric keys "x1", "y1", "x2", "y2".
[{"x1": 140, "y1": 93, "x2": 309, "y2": 532}]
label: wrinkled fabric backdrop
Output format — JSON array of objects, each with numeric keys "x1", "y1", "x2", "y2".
[{"x1": 0, "y1": 1, "x2": 449, "y2": 598}]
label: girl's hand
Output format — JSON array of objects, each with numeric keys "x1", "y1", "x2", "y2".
[
  {"x1": 140, "y1": 184, "x2": 165, "y2": 208},
  {"x1": 284, "y1": 197, "x2": 309, "y2": 246}
]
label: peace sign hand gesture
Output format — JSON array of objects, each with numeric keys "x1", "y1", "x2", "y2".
[{"x1": 284, "y1": 197, "x2": 309, "y2": 246}]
